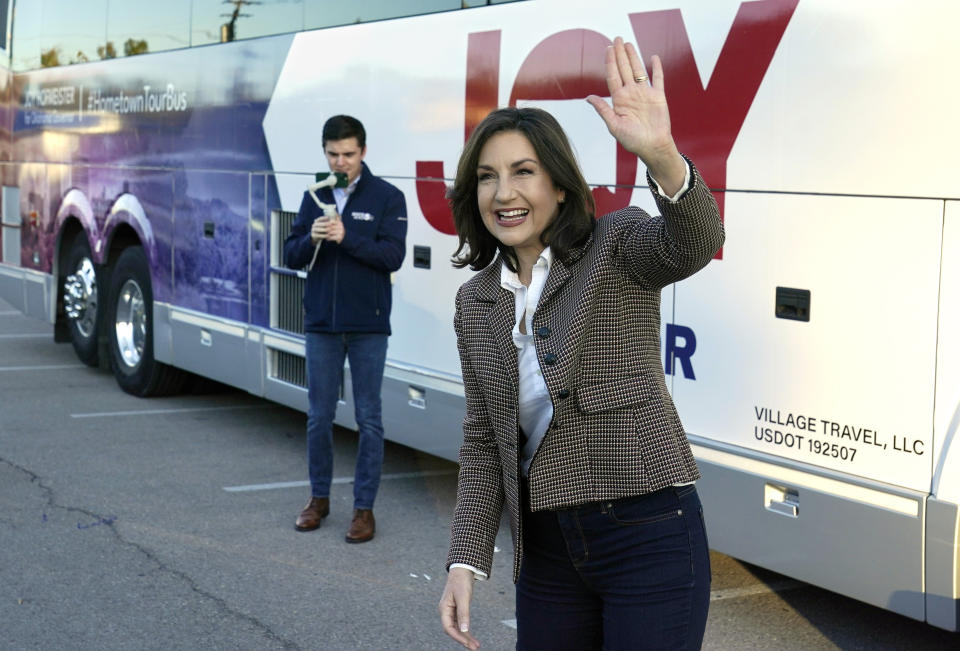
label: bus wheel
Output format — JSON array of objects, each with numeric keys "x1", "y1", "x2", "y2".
[
  {"x1": 62, "y1": 235, "x2": 100, "y2": 366},
  {"x1": 107, "y1": 246, "x2": 185, "y2": 396}
]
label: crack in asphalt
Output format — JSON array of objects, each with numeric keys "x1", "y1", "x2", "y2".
[{"x1": 0, "y1": 456, "x2": 301, "y2": 650}]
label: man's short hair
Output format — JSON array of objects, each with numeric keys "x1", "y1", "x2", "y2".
[{"x1": 322, "y1": 115, "x2": 366, "y2": 149}]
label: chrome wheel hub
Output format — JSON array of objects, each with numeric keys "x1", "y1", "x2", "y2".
[
  {"x1": 114, "y1": 279, "x2": 146, "y2": 369},
  {"x1": 64, "y1": 257, "x2": 97, "y2": 337}
]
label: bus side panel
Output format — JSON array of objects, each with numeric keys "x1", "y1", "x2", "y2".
[
  {"x1": 673, "y1": 193, "x2": 941, "y2": 621},
  {"x1": 166, "y1": 170, "x2": 251, "y2": 385},
  {"x1": 0, "y1": 63, "x2": 14, "y2": 264},
  {"x1": 0, "y1": 68, "x2": 13, "y2": 186},
  {"x1": 101, "y1": 168, "x2": 175, "y2": 299},
  {"x1": 0, "y1": 165, "x2": 17, "y2": 266},
  {"x1": 16, "y1": 162, "x2": 53, "y2": 273},
  {"x1": 0, "y1": 261, "x2": 53, "y2": 322},
  {"x1": 173, "y1": 170, "x2": 250, "y2": 321},
  {"x1": 729, "y1": 1, "x2": 960, "y2": 201},
  {"x1": 674, "y1": 193, "x2": 943, "y2": 492},
  {"x1": 381, "y1": 375, "x2": 465, "y2": 463},
  {"x1": 926, "y1": 498, "x2": 960, "y2": 631},
  {"x1": 695, "y1": 447, "x2": 925, "y2": 621},
  {"x1": 250, "y1": 174, "x2": 269, "y2": 329},
  {"x1": 933, "y1": 201, "x2": 960, "y2": 504},
  {"x1": 383, "y1": 177, "x2": 471, "y2": 381}
]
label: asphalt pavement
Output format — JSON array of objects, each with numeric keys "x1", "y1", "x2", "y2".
[{"x1": 1, "y1": 296, "x2": 958, "y2": 650}]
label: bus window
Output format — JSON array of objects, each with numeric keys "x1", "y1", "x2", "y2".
[
  {"x1": 191, "y1": 0, "x2": 305, "y2": 46},
  {"x1": 303, "y1": 0, "x2": 458, "y2": 30},
  {"x1": 40, "y1": 0, "x2": 109, "y2": 67},
  {"x1": 0, "y1": 0, "x2": 9, "y2": 51},
  {"x1": 11, "y1": 0, "x2": 42, "y2": 70},
  {"x1": 107, "y1": 0, "x2": 191, "y2": 57},
  {"x1": 461, "y1": 0, "x2": 525, "y2": 6}
]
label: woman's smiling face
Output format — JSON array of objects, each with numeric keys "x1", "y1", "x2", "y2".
[{"x1": 476, "y1": 130, "x2": 565, "y2": 263}]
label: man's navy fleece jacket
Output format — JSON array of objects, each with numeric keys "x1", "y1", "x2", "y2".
[{"x1": 283, "y1": 162, "x2": 407, "y2": 335}]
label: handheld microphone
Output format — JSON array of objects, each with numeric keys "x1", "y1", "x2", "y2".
[
  {"x1": 313, "y1": 171, "x2": 348, "y2": 188},
  {"x1": 307, "y1": 172, "x2": 348, "y2": 270},
  {"x1": 307, "y1": 172, "x2": 348, "y2": 215}
]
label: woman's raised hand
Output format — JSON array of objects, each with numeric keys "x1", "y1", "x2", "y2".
[{"x1": 586, "y1": 37, "x2": 685, "y2": 195}]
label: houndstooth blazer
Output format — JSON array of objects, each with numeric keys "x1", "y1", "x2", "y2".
[{"x1": 447, "y1": 162, "x2": 724, "y2": 582}]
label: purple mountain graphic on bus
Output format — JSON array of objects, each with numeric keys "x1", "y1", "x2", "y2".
[{"x1": 12, "y1": 36, "x2": 292, "y2": 325}]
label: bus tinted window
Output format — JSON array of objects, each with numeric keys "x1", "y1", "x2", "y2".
[
  {"x1": 107, "y1": 0, "x2": 191, "y2": 57},
  {"x1": 0, "y1": 0, "x2": 9, "y2": 51},
  {"x1": 192, "y1": 0, "x2": 305, "y2": 46},
  {"x1": 11, "y1": 0, "x2": 526, "y2": 70},
  {"x1": 303, "y1": 0, "x2": 458, "y2": 30},
  {"x1": 11, "y1": 0, "x2": 41, "y2": 69},
  {"x1": 462, "y1": 0, "x2": 524, "y2": 6},
  {"x1": 39, "y1": 0, "x2": 109, "y2": 67}
]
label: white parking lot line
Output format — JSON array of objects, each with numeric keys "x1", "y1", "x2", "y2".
[
  {"x1": 224, "y1": 480, "x2": 309, "y2": 492},
  {"x1": 71, "y1": 405, "x2": 269, "y2": 418},
  {"x1": 0, "y1": 364, "x2": 85, "y2": 372},
  {"x1": 0, "y1": 333, "x2": 49, "y2": 338},
  {"x1": 223, "y1": 469, "x2": 457, "y2": 492}
]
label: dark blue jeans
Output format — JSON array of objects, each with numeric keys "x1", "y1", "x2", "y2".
[
  {"x1": 305, "y1": 332, "x2": 388, "y2": 510},
  {"x1": 516, "y1": 484, "x2": 711, "y2": 650}
]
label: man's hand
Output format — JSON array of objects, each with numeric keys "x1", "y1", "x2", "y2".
[
  {"x1": 439, "y1": 567, "x2": 480, "y2": 650},
  {"x1": 309, "y1": 216, "x2": 329, "y2": 245},
  {"x1": 310, "y1": 214, "x2": 345, "y2": 245}
]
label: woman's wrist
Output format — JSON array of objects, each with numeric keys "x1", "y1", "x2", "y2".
[{"x1": 643, "y1": 146, "x2": 686, "y2": 197}]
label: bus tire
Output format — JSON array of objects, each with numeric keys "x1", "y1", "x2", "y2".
[
  {"x1": 107, "y1": 246, "x2": 185, "y2": 396},
  {"x1": 62, "y1": 235, "x2": 101, "y2": 366}
]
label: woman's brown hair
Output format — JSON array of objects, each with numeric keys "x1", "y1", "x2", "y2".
[{"x1": 449, "y1": 107, "x2": 595, "y2": 272}]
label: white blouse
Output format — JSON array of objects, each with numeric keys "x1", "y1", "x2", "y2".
[{"x1": 499, "y1": 249, "x2": 554, "y2": 477}]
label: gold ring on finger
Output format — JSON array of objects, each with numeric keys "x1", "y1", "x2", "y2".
[{"x1": 634, "y1": 75, "x2": 648, "y2": 83}]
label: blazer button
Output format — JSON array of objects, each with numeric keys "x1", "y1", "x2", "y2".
[
  {"x1": 543, "y1": 353, "x2": 557, "y2": 365},
  {"x1": 558, "y1": 388, "x2": 570, "y2": 399},
  {"x1": 536, "y1": 326, "x2": 551, "y2": 338}
]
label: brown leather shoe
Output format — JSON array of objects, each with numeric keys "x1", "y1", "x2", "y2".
[
  {"x1": 345, "y1": 509, "x2": 375, "y2": 543},
  {"x1": 294, "y1": 497, "x2": 329, "y2": 532}
]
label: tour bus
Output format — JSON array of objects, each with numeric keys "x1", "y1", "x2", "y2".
[{"x1": 0, "y1": 0, "x2": 957, "y2": 631}]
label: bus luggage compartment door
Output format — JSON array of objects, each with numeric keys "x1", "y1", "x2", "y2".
[{"x1": 693, "y1": 441, "x2": 927, "y2": 622}]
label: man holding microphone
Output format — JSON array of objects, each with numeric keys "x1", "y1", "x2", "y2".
[{"x1": 283, "y1": 114, "x2": 407, "y2": 543}]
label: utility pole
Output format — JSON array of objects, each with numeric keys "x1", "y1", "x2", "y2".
[{"x1": 220, "y1": 0, "x2": 263, "y2": 43}]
